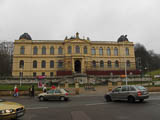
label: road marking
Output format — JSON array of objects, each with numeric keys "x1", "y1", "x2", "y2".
[
  {"x1": 86, "y1": 103, "x2": 107, "y2": 106},
  {"x1": 26, "y1": 107, "x2": 48, "y2": 110},
  {"x1": 147, "y1": 98, "x2": 160, "y2": 100}
]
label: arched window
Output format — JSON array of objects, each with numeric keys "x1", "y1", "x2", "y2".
[
  {"x1": 20, "y1": 46, "x2": 25, "y2": 55},
  {"x1": 84, "y1": 46, "x2": 87, "y2": 54},
  {"x1": 92, "y1": 60, "x2": 96, "y2": 68},
  {"x1": 68, "y1": 46, "x2": 72, "y2": 54},
  {"x1": 114, "y1": 47, "x2": 118, "y2": 56},
  {"x1": 75, "y1": 46, "x2": 80, "y2": 53},
  {"x1": 91, "y1": 47, "x2": 96, "y2": 55},
  {"x1": 107, "y1": 60, "x2": 112, "y2": 68},
  {"x1": 126, "y1": 60, "x2": 130, "y2": 67},
  {"x1": 115, "y1": 60, "x2": 119, "y2": 68},
  {"x1": 107, "y1": 47, "x2": 111, "y2": 56},
  {"x1": 126, "y1": 47, "x2": 129, "y2": 56},
  {"x1": 41, "y1": 60, "x2": 46, "y2": 68},
  {"x1": 33, "y1": 46, "x2": 38, "y2": 55},
  {"x1": 33, "y1": 60, "x2": 37, "y2": 68},
  {"x1": 58, "y1": 47, "x2": 63, "y2": 55},
  {"x1": 50, "y1": 46, "x2": 54, "y2": 55},
  {"x1": 50, "y1": 60, "x2": 54, "y2": 68},
  {"x1": 19, "y1": 60, "x2": 24, "y2": 68},
  {"x1": 42, "y1": 46, "x2": 46, "y2": 55},
  {"x1": 100, "y1": 60, "x2": 104, "y2": 68},
  {"x1": 58, "y1": 60, "x2": 63, "y2": 68},
  {"x1": 99, "y1": 47, "x2": 103, "y2": 55}
]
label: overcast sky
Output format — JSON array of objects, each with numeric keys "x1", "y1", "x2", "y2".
[{"x1": 0, "y1": 0, "x2": 160, "y2": 53}]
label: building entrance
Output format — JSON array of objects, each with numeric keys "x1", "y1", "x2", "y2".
[{"x1": 74, "y1": 60, "x2": 81, "y2": 73}]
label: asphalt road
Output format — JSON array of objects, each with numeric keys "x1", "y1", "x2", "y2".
[{"x1": 2, "y1": 94, "x2": 160, "y2": 120}]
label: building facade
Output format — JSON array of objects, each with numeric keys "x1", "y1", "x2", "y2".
[{"x1": 12, "y1": 32, "x2": 138, "y2": 77}]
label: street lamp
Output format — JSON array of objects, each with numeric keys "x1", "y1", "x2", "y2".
[{"x1": 123, "y1": 41, "x2": 128, "y2": 85}]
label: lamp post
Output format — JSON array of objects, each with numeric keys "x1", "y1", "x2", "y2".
[{"x1": 123, "y1": 41, "x2": 128, "y2": 85}]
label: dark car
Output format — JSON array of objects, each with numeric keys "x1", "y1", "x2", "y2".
[
  {"x1": 38, "y1": 88, "x2": 69, "y2": 101},
  {"x1": 104, "y1": 85, "x2": 149, "y2": 103}
]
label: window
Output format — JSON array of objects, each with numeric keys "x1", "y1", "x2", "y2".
[
  {"x1": 41, "y1": 60, "x2": 46, "y2": 68},
  {"x1": 42, "y1": 72, "x2": 45, "y2": 76},
  {"x1": 92, "y1": 60, "x2": 96, "y2": 68},
  {"x1": 42, "y1": 46, "x2": 46, "y2": 55},
  {"x1": 55, "y1": 89, "x2": 61, "y2": 93},
  {"x1": 122, "y1": 86, "x2": 129, "y2": 91},
  {"x1": 33, "y1": 46, "x2": 38, "y2": 55},
  {"x1": 130, "y1": 86, "x2": 136, "y2": 91},
  {"x1": 33, "y1": 72, "x2": 37, "y2": 77},
  {"x1": 114, "y1": 47, "x2": 118, "y2": 56},
  {"x1": 20, "y1": 46, "x2": 25, "y2": 55},
  {"x1": 115, "y1": 60, "x2": 119, "y2": 68},
  {"x1": 50, "y1": 60, "x2": 54, "y2": 68},
  {"x1": 19, "y1": 72, "x2": 23, "y2": 77},
  {"x1": 50, "y1": 72, "x2": 54, "y2": 77},
  {"x1": 113, "y1": 87, "x2": 121, "y2": 92},
  {"x1": 33, "y1": 60, "x2": 37, "y2": 68},
  {"x1": 107, "y1": 47, "x2": 111, "y2": 56},
  {"x1": 126, "y1": 48, "x2": 129, "y2": 56},
  {"x1": 75, "y1": 46, "x2": 80, "y2": 53},
  {"x1": 91, "y1": 47, "x2": 96, "y2": 55},
  {"x1": 68, "y1": 46, "x2": 72, "y2": 54},
  {"x1": 107, "y1": 60, "x2": 112, "y2": 68},
  {"x1": 19, "y1": 60, "x2": 24, "y2": 68},
  {"x1": 99, "y1": 47, "x2": 103, "y2": 55},
  {"x1": 126, "y1": 60, "x2": 130, "y2": 67},
  {"x1": 84, "y1": 46, "x2": 87, "y2": 54},
  {"x1": 58, "y1": 60, "x2": 63, "y2": 68},
  {"x1": 50, "y1": 46, "x2": 54, "y2": 55},
  {"x1": 58, "y1": 47, "x2": 63, "y2": 55},
  {"x1": 100, "y1": 60, "x2": 104, "y2": 68}
]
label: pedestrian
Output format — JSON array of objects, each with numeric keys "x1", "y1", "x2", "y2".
[
  {"x1": 51, "y1": 85, "x2": 56, "y2": 90},
  {"x1": 14, "y1": 85, "x2": 19, "y2": 97},
  {"x1": 31, "y1": 85, "x2": 35, "y2": 97},
  {"x1": 43, "y1": 85, "x2": 47, "y2": 93},
  {"x1": 28, "y1": 86, "x2": 32, "y2": 97}
]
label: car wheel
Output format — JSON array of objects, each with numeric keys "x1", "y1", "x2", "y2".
[
  {"x1": 60, "y1": 96, "x2": 65, "y2": 101},
  {"x1": 139, "y1": 99, "x2": 144, "y2": 102},
  {"x1": 105, "y1": 95, "x2": 112, "y2": 102},
  {"x1": 128, "y1": 96, "x2": 135, "y2": 103},
  {"x1": 39, "y1": 96, "x2": 45, "y2": 101}
]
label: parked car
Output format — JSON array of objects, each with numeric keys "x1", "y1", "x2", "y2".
[
  {"x1": 0, "y1": 98, "x2": 25, "y2": 120},
  {"x1": 104, "y1": 85, "x2": 149, "y2": 103},
  {"x1": 38, "y1": 88, "x2": 69, "y2": 101}
]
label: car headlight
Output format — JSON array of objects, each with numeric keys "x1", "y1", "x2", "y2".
[{"x1": 0, "y1": 109, "x2": 14, "y2": 114}]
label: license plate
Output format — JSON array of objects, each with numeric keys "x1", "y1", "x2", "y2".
[{"x1": 17, "y1": 112, "x2": 24, "y2": 117}]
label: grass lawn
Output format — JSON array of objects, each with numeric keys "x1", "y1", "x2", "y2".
[{"x1": 0, "y1": 84, "x2": 42, "y2": 91}]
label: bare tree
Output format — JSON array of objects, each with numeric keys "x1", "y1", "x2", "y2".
[{"x1": 0, "y1": 41, "x2": 14, "y2": 76}]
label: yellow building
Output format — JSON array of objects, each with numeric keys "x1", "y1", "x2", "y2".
[{"x1": 12, "y1": 32, "x2": 137, "y2": 77}]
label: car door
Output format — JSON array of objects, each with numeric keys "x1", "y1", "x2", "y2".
[
  {"x1": 53, "y1": 89, "x2": 62, "y2": 100},
  {"x1": 119, "y1": 86, "x2": 129, "y2": 100},
  {"x1": 111, "y1": 87, "x2": 121, "y2": 100},
  {"x1": 45, "y1": 90, "x2": 54, "y2": 100}
]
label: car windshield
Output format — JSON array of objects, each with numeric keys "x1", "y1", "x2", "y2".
[{"x1": 135, "y1": 86, "x2": 146, "y2": 90}]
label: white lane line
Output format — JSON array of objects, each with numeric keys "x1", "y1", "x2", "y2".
[
  {"x1": 26, "y1": 107, "x2": 48, "y2": 110},
  {"x1": 147, "y1": 98, "x2": 160, "y2": 100},
  {"x1": 86, "y1": 103, "x2": 107, "y2": 106}
]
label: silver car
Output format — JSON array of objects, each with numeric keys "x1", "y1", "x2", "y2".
[
  {"x1": 104, "y1": 85, "x2": 149, "y2": 103},
  {"x1": 38, "y1": 88, "x2": 69, "y2": 101}
]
